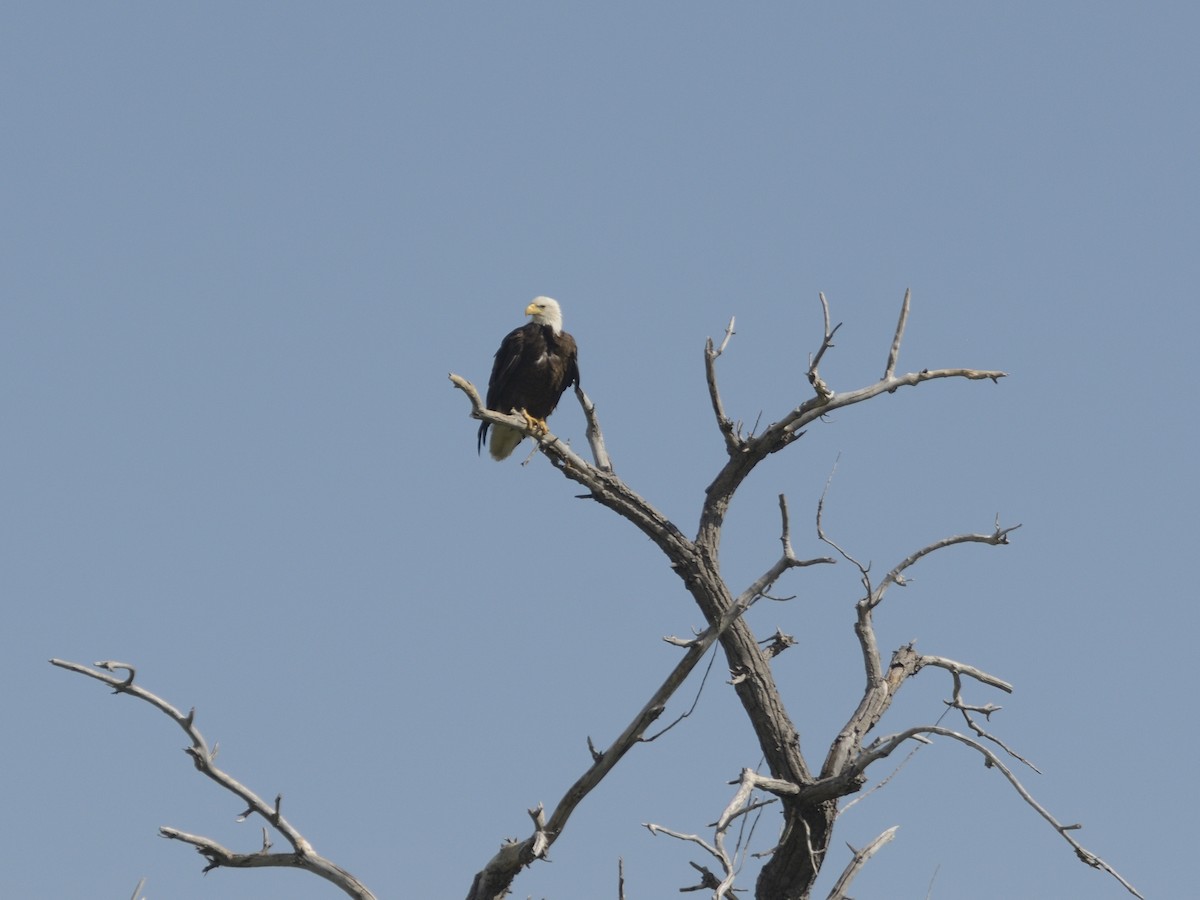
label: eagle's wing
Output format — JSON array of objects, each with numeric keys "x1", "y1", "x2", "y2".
[
  {"x1": 486, "y1": 325, "x2": 527, "y2": 411},
  {"x1": 563, "y1": 332, "x2": 580, "y2": 390}
]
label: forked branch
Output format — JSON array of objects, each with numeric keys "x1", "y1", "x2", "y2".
[
  {"x1": 646, "y1": 768, "x2": 790, "y2": 899},
  {"x1": 49, "y1": 659, "x2": 376, "y2": 900},
  {"x1": 737, "y1": 494, "x2": 835, "y2": 608},
  {"x1": 868, "y1": 521, "x2": 1021, "y2": 610},
  {"x1": 807, "y1": 292, "x2": 841, "y2": 402},
  {"x1": 816, "y1": 470, "x2": 1021, "y2": 775},
  {"x1": 826, "y1": 825, "x2": 898, "y2": 900}
]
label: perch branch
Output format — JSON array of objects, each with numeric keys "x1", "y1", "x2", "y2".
[
  {"x1": 49, "y1": 659, "x2": 376, "y2": 900},
  {"x1": 451, "y1": 373, "x2": 694, "y2": 563}
]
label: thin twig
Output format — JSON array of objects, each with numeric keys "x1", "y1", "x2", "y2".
[
  {"x1": 926, "y1": 863, "x2": 942, "y2": 900},
  {"x1": 738, "y1": 494, "x2": 835, "y2": 609},
  {"x1": 884, "y1": 288, "x2": 911, "y2": 380},
  {"x1": 938, "y1": 670, "x2": 1040, "y2": 772},
  {"x1": 839, "y1": 740, "x2": 927, "y2": 813},
  {"x1": 574, "y1": 383, "x2": 612, "y2": 472},
  {"x1": 855, "y1": 725, "x2": 1144, "y2": 899},
  {"x1": 868, "y1": 523, "x2": 1022, "y2": 609},
  {"x1": 641, "y1": 644, "x2": 720, "y2": 741},
  {"x1": 714, "y1": 316, "x2": 737, "y2": 358},
  {"x1": 705, "y1": 317, "x2": 740, "y2": 454},
  {"x1": 807, "y1": 293, "x2": 841, "y2": 402},
  {"x1": 647, "y1": 768, "x2": 789, "y2": 898}
]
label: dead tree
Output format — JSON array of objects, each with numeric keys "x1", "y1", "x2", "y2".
[
  {"x1": 52, "y1": 291, "x2": 1141, "y2": 899},
  {"x1": 451, "y1": 291, "x2": 1141, "y2": 900}
]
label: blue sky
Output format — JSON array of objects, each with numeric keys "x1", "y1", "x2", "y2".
[{"x1": 2, "y1": 4, "x2": 1194, "y2": 898}]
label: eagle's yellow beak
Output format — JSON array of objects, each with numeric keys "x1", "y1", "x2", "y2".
[{"x1": 524, "y1": 301, "x2": 541, "y2": 316}]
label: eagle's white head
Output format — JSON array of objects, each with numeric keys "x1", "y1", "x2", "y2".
[{"x1": 525, "y1": 296, "x2": 564, "y2": 334}]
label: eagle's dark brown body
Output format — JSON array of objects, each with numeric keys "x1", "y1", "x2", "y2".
[{"x1": 478, "y1": 307, "x2": 579, "y2": 460}]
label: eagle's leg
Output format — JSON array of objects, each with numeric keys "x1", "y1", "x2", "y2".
[{"x1": 520, "y1": 409, "x2": 549, "y2": 435}]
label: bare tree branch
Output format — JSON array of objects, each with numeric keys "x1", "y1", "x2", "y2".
[
  {"x1": 826, "y1": 825, "x2": 898, "y2": 900},
  {"x1": 867, "y1": 523, "x2": 1021, "y2": 610},
  {"x1": 641, "y1": 645, "x2": 720, "y2": 742},
  {"x1": 884, "y1": 288, "x2": 911, "y2": 380},
  {"x1": 574, "y1": 382, "x2": 613, "y2": 472},
  {"x1": 854, "y1": 725, "x2": 1144, "y2": 899},
  {"x1": 647, "y1": 768, "x2": 789, "y2": 899},
  {"x1": 938, "y1": 670, "x2": 1041, "y2": 773},
  {"x1": 465, "y1": 574, "x2": 765, "y2": 899},
  {"x1": 49, "y1": 659, "x2": 377, "y2": 900},
  {"x1": 705, "y1": 316, "x2": 740, "y2": 454},
  {"x1": 807, "y1": 292, "x2": 841, "y2": 403},
  {"x1": 919, "y1": 655, "x2": 1014, "y2": 694},
  {"x1": 838, "y1": 738, "x2": 929, "y2": 814},
  {"x1": 451, "y1": 373, "x2": 694, "y2": 562},
  {"x1": 925, "y1": 863, "x2": 942, "y2": 900},
  {"x1": 737, "y1": 494, "x2": 835, "y2": 609},
  {"x1": 818, "y1": 514, "x2": 1020, "y2": 784}
]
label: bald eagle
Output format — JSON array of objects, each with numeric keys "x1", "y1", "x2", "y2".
[{"x1": 478, "y1": 297, "x2": 580, "y2": 461}]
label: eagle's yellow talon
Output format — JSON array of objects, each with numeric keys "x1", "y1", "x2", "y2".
[{"x1": 520, "y1": 409, "x2": 543, "y2": 433}]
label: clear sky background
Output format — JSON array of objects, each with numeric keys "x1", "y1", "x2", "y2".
[{"x1": 2, "y1": 4, "x2": 1194, "y2": 899}]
